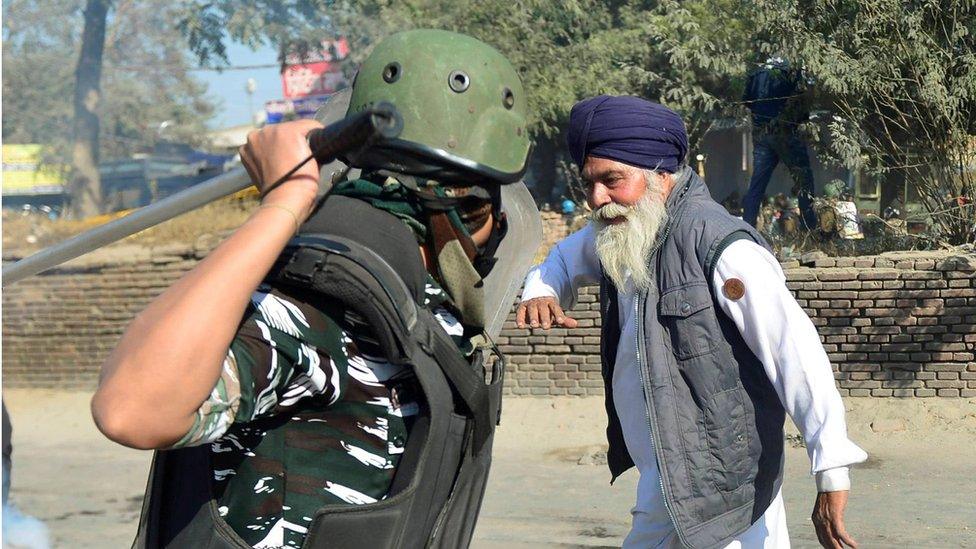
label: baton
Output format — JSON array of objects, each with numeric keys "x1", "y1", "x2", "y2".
[{"x1": 1, "y1": 103, "x2": 403, "y2": 287}]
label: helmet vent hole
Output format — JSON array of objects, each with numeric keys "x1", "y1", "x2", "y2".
[
  {"x1": 449, "y1": 70, "x2": 470, "y2": 93},
  {"x1": 383, "y1": 62, "x2": 401, "y2": 83},
  {"x1": 503, "y1": 88, "x2": 515, "y2": 109}
]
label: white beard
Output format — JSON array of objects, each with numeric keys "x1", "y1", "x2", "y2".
[{"x1": 590, "y1": 182, "x2": 668, "y2": 292}]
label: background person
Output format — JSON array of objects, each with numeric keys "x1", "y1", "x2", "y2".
[{"x1": 741, "y1": 57, "x2": 819, "y2": 231}]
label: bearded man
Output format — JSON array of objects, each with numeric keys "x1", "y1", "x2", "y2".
[{"x1": 516, "y1": 96, "x2": 866, "y2": 549}]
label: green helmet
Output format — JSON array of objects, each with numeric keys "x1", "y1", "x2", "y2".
[{"x1": 348, "y1": 29, "x2": 530, "y2": 185}]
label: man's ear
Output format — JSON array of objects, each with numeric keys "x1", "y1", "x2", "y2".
[{"x1": 660, "y1": 172, "x2": 676, "y2": 196}]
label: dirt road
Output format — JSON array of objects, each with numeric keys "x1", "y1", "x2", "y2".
[{"x1": 3, "y1": 390, "x2": 974, "y2": 548}]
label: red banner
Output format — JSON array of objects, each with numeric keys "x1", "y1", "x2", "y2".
[{"x1": 281, "y1": 38, "x2": 350, "y2": 99}]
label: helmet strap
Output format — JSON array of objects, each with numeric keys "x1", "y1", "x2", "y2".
[
  {"x1": 428, "y1": 211, "x2": 485, "y2": 328},
  {"x1": 470, "y1": 185, "x2": 505, "y2": 277},
  {"x1": 362, "y1": 169, "x2": 503, "y2": 328},
  {"x1": 428, "y1": 210, "x2": 478, "y2": 263}
]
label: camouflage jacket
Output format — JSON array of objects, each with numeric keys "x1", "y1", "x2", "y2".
[{"x1": 171, "y1": 277, "x2": 465, "y2": 548}]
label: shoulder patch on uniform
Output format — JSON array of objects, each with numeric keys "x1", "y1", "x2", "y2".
[{"x1": 723, "y1": 278, "x2": 745, "y2": 301}]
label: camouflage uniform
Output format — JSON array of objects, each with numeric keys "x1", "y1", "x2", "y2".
[{"x1": 171, "y1": 277, "x2": 464, "y2": 548}]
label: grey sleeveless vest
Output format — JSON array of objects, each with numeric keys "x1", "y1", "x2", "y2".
[{"x1": 600, "y1": 167, "x2": 786, "y2": 549}]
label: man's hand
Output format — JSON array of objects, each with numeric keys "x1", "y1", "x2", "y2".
[
  {"x1": 515, "y1": 297, "x2": 578, "y2": 329},
  {"x1": 239, "y1": 119, "x2": 323, "y2": 220},
  {"x1": 812, "y1": 490, "x2": 857, "y2": 548}
]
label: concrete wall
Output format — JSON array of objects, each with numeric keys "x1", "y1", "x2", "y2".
[{"x1": 4, "y1": 242, "x2": 974, "y2": 397}]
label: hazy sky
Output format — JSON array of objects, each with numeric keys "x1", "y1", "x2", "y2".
[{"x1": 201, "y1": 41, "x2": 283, "y2": 130}]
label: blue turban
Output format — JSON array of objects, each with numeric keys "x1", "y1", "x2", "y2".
[{"x1": 566, "y1": 95, "x2": 688, "y2": 173}]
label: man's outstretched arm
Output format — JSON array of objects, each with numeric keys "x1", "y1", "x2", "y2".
[
  {"x1": 711, "y1": 239, "x2": 867, "y2": 549},
  {"x1": 91, "y1": 120, "x2": 322, "y2": 449},
  {"x1": 516, "y1": 224, "x2": 601, "y2": 330}
]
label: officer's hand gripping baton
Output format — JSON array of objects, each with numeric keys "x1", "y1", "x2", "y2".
[{"x1": 1, "y1": 103, "x2": 403, "y2": 287}]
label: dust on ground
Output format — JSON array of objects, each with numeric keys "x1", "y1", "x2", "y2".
[
  {"x1": 1, "y1": 192, "x2": 258, "y2": 258},
  {"x1": 2, "y1": 390, "x2": 974, "y2": 548}
]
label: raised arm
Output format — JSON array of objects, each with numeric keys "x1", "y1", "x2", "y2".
[
  {"x1": 516, "y1": 224, "x2": 601, "y2": 330},
  {"x1": 91, "y1": 119, "x2": 323, "y2": 449},
  {"x1": 711, "y1": 239, "x2": 867, "y2": 548}
]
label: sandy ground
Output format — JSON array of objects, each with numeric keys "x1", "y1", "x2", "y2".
[{"x1": 2, "y1": 389, "x2": 975, "y2": 548}]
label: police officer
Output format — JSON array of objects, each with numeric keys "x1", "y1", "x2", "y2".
[{"x1": 92, "y1": 29, "x2": 530, "y2": 548}]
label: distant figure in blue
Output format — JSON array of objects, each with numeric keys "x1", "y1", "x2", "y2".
[
  {"x1": 742, "y1": 57, "x2": 818, "y2": 230},
  {"x1": 2, "y1": 402, "x2": 51, "y2": 549},
  {"x1": 560, "y1": 197, "x2": 576, "y2": 215}
]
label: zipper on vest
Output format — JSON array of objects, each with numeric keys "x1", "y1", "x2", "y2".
[
  {"x1": 633, "y1": 293, "x2": 688, "y2": 547},
  {"x1": 634, "y1": 202, "x2": 692, "y2": 546}
]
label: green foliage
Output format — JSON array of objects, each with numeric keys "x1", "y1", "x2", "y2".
[
  {"x1": 333, "y1": 0, "x2": 974, "y2": 244},
  {"x1": 2, "y1": 0, "x2": 215, "y2": 161},
  {"x1": 172, "y1": 0, "x2": 337, "y2": 67},
  {"x1": 753, "y1": 0, "x2": 976, "y2": 244},
  {"x1": 7, "y1": 0, "x2": 970, "y2": 242},
  {"x1": 332, "y1": 0, "x2": 752, "y2": 148},
  {"x1": 329, "y1": 0, "x2": 756, "y2": 202}
]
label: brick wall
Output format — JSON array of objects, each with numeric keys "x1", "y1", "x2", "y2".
[
  {"x1": 3, "y1": 243, "x2": 974, "y2": 397},
  {"x1": 497, "y1": 251, "x2": 976, "y2": 398},
  {"x1": 2, "y1": 244, "x2": 206, "y2": 388},
  {"x1": 540, "y1": 211, "x2": 574, "y2": 249}
]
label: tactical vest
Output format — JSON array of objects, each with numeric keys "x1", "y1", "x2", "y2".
[
  {"x1": 133, "y1": 196, "x2": 504, "y2": 549},
  {"x1": 600, "y1": 168, "x2": 787, "y2": 549}
]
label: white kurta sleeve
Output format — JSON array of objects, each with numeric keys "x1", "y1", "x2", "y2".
[
  {"x1": 521, "y1": 224, "x2": 602, "y2": 309},
  {"x1": 711, "y1": 239, "x2": 868, "y2": 491}
]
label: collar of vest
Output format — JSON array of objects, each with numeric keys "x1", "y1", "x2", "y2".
[
  {"x1": 664, "y1": 165, "x2": 698, "y2": 210},
  {"x1": 298, "y1": 195, "x2": 427, "y2": 304}
]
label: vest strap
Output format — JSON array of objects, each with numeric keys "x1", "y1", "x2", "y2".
[{"x1": 419, "y1": 316, "x2": 492, "y2": 453}]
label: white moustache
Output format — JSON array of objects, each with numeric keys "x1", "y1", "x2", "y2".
[
  {"x1": 591, "y1": 202, "x2": 636, "y2": 223},
  {"x1": 590, "y1": 192, "x2": 668, "y2": 292}
]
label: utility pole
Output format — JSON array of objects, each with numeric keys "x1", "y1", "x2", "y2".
[{"x1": 246, "y1": 78, "x2": 257, "y2": 126}]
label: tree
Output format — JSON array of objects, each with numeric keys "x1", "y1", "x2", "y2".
[
  {"x1": 173, "y1": 0, "x2": 335, "y2": 67},
  {"x1": 70, "y1": 0, "x2": 110, "y2": 218},
  {"x1": 4, "y1": 0, "x2": 337, "y2": 218},
  {"x1": 332, "y1": 1, "x2": 975, "y2": 246},
  {"x1": 333, "y1": 1, "x2": 747, "y2": 139},
  {"x1": 3, "y1": 0, "x2": 216, "y2": 214},
  {"x1": 2, "y1": 3, "x2": 79, "y2": 149},
  {"x1": 748, "y1": 1, "x2": 976, "y2": 245},
  {"x1": 12, "y1": 0, "x2": 752, "y2": 210},
  {"x1": 331, "y1": 0, "x2": 753, "y2": 202}
]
